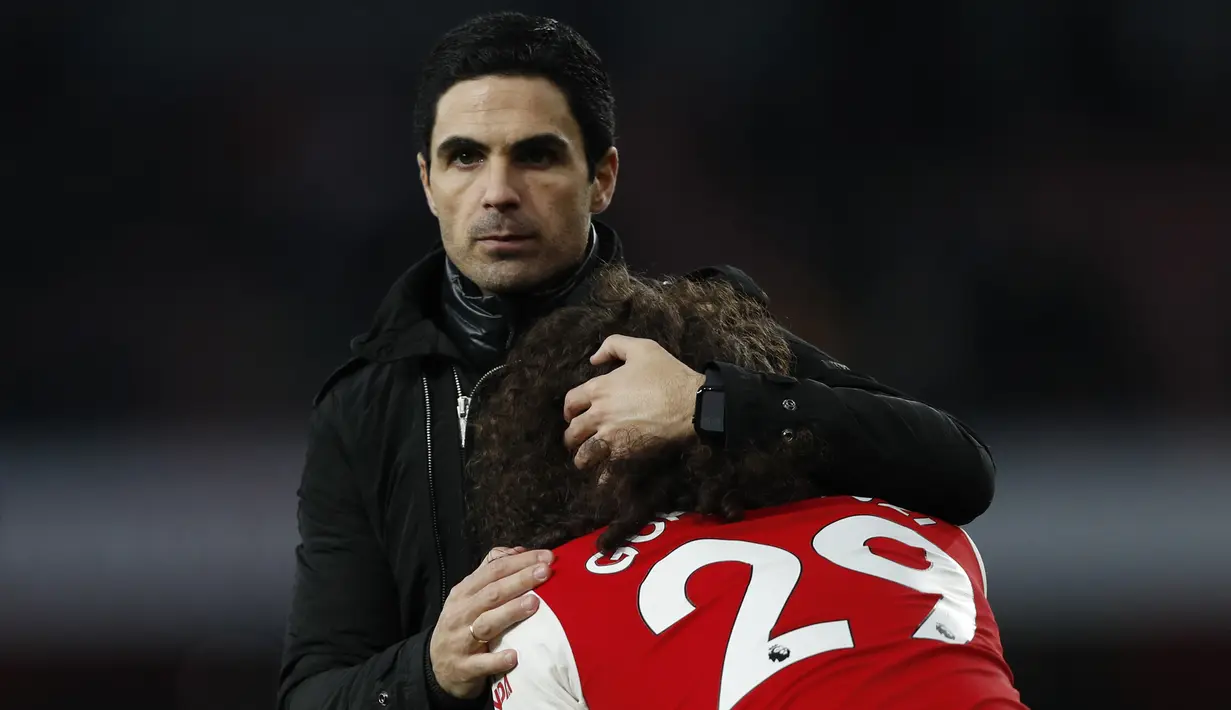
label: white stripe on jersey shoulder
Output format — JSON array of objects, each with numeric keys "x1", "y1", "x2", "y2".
[
  {"x1": 489, "y1": 592, "x2": 587, "y2": 709},
  {"x1": 958, "y1": 528, "x2": 989, "y2": 596}
]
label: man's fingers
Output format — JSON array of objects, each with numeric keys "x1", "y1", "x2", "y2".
[
  {"x1": 573, "y1": 436, "x2": 611, "y2": 470},
  {"x1": 457, "y1": 549, "x2": 551, "y2": 597},
  {"x1": 563, "y1": 410, "x2": 600, "y2": 451},
  {"x1": 469, "y1": 593, "x2": 540, "y2": 645},
  {"x1": 483, "y1": 546, "x2": 524, "y2": 564},
  {"x1": 590, "y1": 334, "x2": 641, "y2": 366},
  {"x1": 470, "y1": 557, "x2": 552, "y2": 615},
  {"x1": 459, "y1": 650, "x2": 519, "y2": 680},
  {"x1": 562, "y1": 381, "x2": 595, "y2": 423}
]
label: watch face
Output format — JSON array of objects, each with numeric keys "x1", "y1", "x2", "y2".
[{"x1": 698, "y1": 390, "x2": 726, "y2": 433}]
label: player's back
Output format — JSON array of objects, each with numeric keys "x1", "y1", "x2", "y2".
[{"x1": 491, "y1": 495, "x2": 1026, "y2": 710}]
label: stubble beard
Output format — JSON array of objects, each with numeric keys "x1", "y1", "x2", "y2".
[{"x1": 459, "y1": 232, "x2": 590, "y2": 296}]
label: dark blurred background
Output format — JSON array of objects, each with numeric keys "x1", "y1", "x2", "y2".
[{"x1": 3, "y1": 1, "x2": 1229, "y2": 708}]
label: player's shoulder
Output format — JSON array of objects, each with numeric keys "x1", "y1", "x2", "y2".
[
  {"x1": 736, "y1": 496, "x2": 974, "y2": 553},
  {"x1": 490, "y1": 593, "x2": 586, "y2": 709},
  {"x1": 754, "y1": 495, "x2": 963, "y2": 527}
]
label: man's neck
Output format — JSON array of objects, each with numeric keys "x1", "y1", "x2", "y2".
[{"x1": 439, "y1": 223, "x2": 606, "y2": 372}]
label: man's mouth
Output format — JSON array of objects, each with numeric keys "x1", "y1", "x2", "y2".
[{"x1": 478, "y1": 234, "x2": 533, "y2": 241}]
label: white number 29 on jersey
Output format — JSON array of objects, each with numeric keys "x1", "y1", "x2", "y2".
[{"x1": 637, "y1": 515, "x2": 978, "y2": 710}]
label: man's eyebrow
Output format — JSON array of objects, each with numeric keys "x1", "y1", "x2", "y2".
[
  {"x1": 511, "y1": 133, "x2": 571, "y2": 152},
  {"x1": 435, "y1": 136, "x2": 487, "y2": 160}
]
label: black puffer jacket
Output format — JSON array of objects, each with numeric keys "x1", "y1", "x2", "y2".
[{"x1": 278, "y1": 224, "x2": 995, "y2": 710}]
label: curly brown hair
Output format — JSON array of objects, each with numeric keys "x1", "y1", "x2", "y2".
[{"x1": 466, "y1": 264, "x2": 826, "y2": 555}]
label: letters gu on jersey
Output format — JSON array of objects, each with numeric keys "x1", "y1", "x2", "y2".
[{"x1": 491, "y1": 496, "x2": 1028, "y2": 710}]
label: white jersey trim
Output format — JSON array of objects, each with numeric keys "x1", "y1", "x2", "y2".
[
  {"x1": 489, "y1": 592, "x2": 586, "y2": 709},
  {"x1": 959, "y1": 527, "x2": 989, "y2": 596}
]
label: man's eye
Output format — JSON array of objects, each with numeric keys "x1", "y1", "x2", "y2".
[
  {"x1": 518, "y1": 149, "x2": 555, "y2": 166},
  {"x1": 452, "y1": 151, "x2": 483, "y2": 166}
]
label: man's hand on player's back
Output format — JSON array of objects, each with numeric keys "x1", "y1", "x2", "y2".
[{"x1": 429, "y1": 547, "x2": 554, "y2": 699}]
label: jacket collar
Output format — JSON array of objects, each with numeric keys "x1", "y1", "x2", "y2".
[
  {"x1": 439, "y1": 222, "x2": 620, "y2": 372},
  {"x1": 350, "y1": 220, "x2": 624, "y2": 364}
]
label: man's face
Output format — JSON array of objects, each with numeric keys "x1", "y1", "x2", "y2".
[{"x1": 418, "y1": 75, "x2": 618, "y2": 295}]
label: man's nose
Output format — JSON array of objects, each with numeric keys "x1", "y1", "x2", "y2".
[{"x1": 481, "y1": 159, "x2": 521, "y2": 211}]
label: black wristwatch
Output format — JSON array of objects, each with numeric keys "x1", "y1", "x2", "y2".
[{"x1": 693, "y1": 366, "x2": 726, "y2": 444}]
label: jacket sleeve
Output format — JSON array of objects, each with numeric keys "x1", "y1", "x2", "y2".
[
  {"x1": 709, "y1": 334, "x2": 996, "y2": 526},
  {"x1": 279, "y1": 393, "x2": 442, "y2": 710}
]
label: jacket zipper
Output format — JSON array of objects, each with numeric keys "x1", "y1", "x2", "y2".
[
  {"x1": 454, "y1": 364, "x2": 508, "y2": 451},
  {"x1": 424, "y1": 365, "x2": 509, "y2": 608},
  {"x1": 421, "y1": 376, "x2": 449, "y2": 608}
]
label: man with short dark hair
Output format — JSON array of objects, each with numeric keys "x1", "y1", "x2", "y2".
[{"x1": 278, "y1": 12, "x2": 996, "y2": 710}]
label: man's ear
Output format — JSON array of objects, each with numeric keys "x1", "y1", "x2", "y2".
[
  {"x1": 589, "y1": 146, "x2": 619, "y2": 214},
  {"x1": 418, "y1": 153, "x2": 437, "y2": 216}
]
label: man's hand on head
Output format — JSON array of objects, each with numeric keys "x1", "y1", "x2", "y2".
[{"x1": 562, "y1": 334, "x2": 705, "y2": 470}]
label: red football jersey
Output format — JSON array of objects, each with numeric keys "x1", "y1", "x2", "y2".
[{"x1": 490, "y1": 495, "x2": 1026, "y2": 710}]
